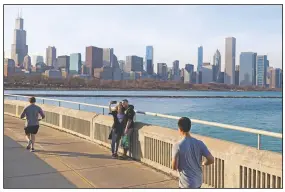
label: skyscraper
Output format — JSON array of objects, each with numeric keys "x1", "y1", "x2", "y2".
[
  {"x1": 224, "y1": 37, "x2": 236, "y2": 85},
  {"x1": 4, "y1": 59, "x2": 15, "y2": 77},
  {"x1": 213, "y1": 49, "x2": 221, "y2": 82},
  {"x1": 172, "y1": 60, "x2": 179, "y2": 75},
  {"x1": 11, "y1": 13, "x2": 28, "y2": 66},
  {"x1": 275, "y1": 68, "x2": 282, "y2": 88},
  {"x1": 172, "y1": 60, "x2": 180, "y2": 81},
  {"x1": 256, "y1": 55, "x2": 268, "y2": 87},
  {"x1": 32, "y1": 55, "x2": 44, "y2": 67},
  {"x1": 184, "y1": 69, "x2": 192, "y2": 84},
  {"x1": 267, "y1": 67, "x2": 276, "y2": 88},
  {"x1": 70, "y1": 53, "x2": 82, "y2": 75},
  {"x1": 119, "y1": 60, "x2": 125, "y2": 71},
  {"x1": 235, "y1": 65, "x2": 239, "y2": 86},
  {"x1": 185, "y1": 64, "x2": 194, "y2": 74},
  {"x1": 202, "y1": 64, "x2": 213, "y2": 84},
  {"x1": 146, "y1": 46, "x2": 154, "y2": 75},
  {"x1": 112, "y1": 54, "x2": 120, "y2": 69},
  {"x1": 103, "y1": 48, "x2": 114, "y2": 67},
  {"x1": 23, "y1": 55, "x2": 31, "y2": 71},
  {"x1": 57, "y1": 55, "x2": 70, "y2": 73},
  {"x1": 85, "y1": 46, "x2": 103, "y2": 77},
  {"x1": 125, "y1": 56, "x2": 143, "y2": 72},
  {"x1": 239, "y1": 52, "x2": 257, "y2": 86},
  {"x1": 46, "y1": 46, "x2": 57, "y2": 67},
  {"x1": 185, "y1": 64, "x2": 194, "y2": 83},
  {"x1": 197, "y1": 46, "x2": 203, "y2": 72},
  {"x1": 157, "y1": 63, "x2": 167, "y2": 80}
]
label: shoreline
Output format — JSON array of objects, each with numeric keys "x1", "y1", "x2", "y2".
[
  {"x1": 5, "y1": 94, "x2": 281, "y2": 99},
  {"x1": 4, "y1": 88, "x2": 282, "y2": 92}
]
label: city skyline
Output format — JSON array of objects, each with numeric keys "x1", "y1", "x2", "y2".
[{"x1": 4, "y1": 5, "x2": 282, "y2": 72}]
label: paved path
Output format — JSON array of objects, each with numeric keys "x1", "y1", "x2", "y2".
[{"x1": 4, "y1": 115, "x2": 178, "y2": 188}]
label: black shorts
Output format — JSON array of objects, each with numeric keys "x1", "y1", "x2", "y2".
[{"x1": 24, "y1": 125, "x2": 39, "y2": 135}]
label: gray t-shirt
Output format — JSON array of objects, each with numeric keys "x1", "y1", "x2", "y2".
[
  {"x1": 20, "y1": 104, "x2": 45, "y2": 127},
  {"x1": 172, "y1": 137, "x2": 210, "y2": 188}
]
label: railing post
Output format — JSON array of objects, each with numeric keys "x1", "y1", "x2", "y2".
[
  {"x1": 79, "y1": 104, "x2": 81, "y2": 110},
  {"x1": 103, "y1": 108, "x2": 104, "y2": 115},
  {"x1": 59, "y1": 101, "x2": 61, "y2": 107},
  {"x1": 43, "y1": 99, "x2": 45, "y2": 104},
  {"x1": 257, "y1": 134, "x2": 260, "y2": 150}
]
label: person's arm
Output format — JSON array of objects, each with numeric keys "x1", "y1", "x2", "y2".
[
  {"x1": 201, "y1": 142, "x2": 214, "y2": 166},
  {"x1": 124, "y1": 108, "x2": 135, "y2": 133},
  {"x1": 39, "y1": 108, "x2": 45, "y2": 119},
  {"x1": 171, "y1": 143, "x2": 179, "y2": 170},
  {"x1": 20, "y1": 108, "x2": 26, "y2": 119}
]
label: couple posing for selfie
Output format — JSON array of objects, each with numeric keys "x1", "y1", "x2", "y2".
[
  {"x1": 108, "y1": 99, "x2": 135, "y2": 159},
  {"x1": 108, "y1": 99, "x2": 214, "y2": 188}
]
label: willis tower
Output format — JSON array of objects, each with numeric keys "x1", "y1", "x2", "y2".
[{"x1": 11, "y1": 11, "x2": 28, "y2": 66}]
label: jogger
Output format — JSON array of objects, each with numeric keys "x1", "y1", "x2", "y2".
[{"x1": 20, "y1": 97, "x2": 45, "y2": 152}]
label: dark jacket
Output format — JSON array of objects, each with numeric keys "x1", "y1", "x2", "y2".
[
  {"x1": 123, "y1": 105, "x2": 135, "y2": 129},
  {"x1": 109, "y1": 111, "x2": 125, "y2": 136}
]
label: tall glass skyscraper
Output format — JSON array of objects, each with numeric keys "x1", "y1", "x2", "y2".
[
  {"x1": 239, "y1": 52, "x2": 257, "y2": 86},
  {"x1": 145, "y1": 46, "x2": 153, "y2": 75},
  {"x1": 185, "y1": 64, "x2": 194, "y2": 74},
  {"x1": 256, "y1": 55, "x2": 268, "y2": 87},
  {"x1": 213, "y1": 49, "x2": 221, "y2": 82},
  {"x1": 70, "y1": 53, "x2": 82, "y2": 75},
  {"x1": 197, "y1": 46, "x2": 203, "y2": 72},
  {"x1": 11, "y1": 13, "x2": 28, "y2": 66}
]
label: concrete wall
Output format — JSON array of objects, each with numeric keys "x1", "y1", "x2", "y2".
[{"x1": 4, "y1": 99, "x2": 282, "y2": 188}]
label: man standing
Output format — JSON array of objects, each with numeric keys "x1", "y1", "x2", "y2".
[
  {"x1": 20, "y1": 97, "x2": 45, "y2": 152},
  {"x1": 172, "y1": 117, "x2": 214, "y2": 188},
  {"x1": 120, "y1": 99, "x2": 135, "y2": 159}
]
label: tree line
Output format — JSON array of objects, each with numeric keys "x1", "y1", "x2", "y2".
[{"x1": 4, "y1": 75, "x2": 280, "y2": 91}]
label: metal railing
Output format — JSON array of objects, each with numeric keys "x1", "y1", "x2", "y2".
[{"x1": 4, "y1": 94, "x2": 282, "y2": 150}]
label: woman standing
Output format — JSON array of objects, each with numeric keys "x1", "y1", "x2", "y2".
[{"x1": 109, "y1": 101, "x2": 125, "y2": 158}]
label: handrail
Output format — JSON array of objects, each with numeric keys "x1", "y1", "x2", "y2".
[{"x1": 4, "y1": 94, "x2": 282, "y2": 150}]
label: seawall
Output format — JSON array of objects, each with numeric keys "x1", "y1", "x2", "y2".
[{"x1": 4, "y1": 99, "x2": 282, "y2": 188}]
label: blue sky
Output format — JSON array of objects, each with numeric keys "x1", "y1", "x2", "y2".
[{"x1": 4, "y1": 5, "x2": 282, "y2": 71}]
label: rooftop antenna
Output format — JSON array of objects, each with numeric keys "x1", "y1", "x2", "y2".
[
  {"x1": 20, "y1": 8, "x2": 22, "y2": 18},
  {"x1": 17, "y1": 8, "x2": 19, "y2": 18}
]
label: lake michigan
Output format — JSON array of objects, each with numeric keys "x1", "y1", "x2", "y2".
[{"x1": 4, "y1": 90, "x2": 282, "y2": 153}]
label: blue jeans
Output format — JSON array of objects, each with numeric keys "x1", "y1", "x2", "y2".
[{"x1": 111, "y1": 129, "x2": 121, "y2": 154}]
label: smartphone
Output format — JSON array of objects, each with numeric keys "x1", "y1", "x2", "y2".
[{"x1": 111, "y1": 101, "x2": 117, "y2": 104}]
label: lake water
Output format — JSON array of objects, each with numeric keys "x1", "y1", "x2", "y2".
[{"x1": 4, "y1": 90, "x2": 282, "y2": 153}]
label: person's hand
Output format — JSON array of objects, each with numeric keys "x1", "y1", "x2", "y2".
[{"x1": 124, "y1": 128, "x2": 128, "y2": 135}]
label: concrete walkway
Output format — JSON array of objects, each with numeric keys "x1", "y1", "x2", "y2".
[{"x1": 4, "y1": 115, "x2": 178, "y2": 188}]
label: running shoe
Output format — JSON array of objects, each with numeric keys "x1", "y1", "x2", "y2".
[{"x1": 30, "y1": 148, "x2": 35, "y2": 152}]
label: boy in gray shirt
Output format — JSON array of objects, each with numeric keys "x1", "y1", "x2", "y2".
[
  {"x1": 172, "y1": 117, "x2": 214, "y2": 188},
  {"x1": 20, "y1": 97, "x2": 45, "y2": 152}
]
